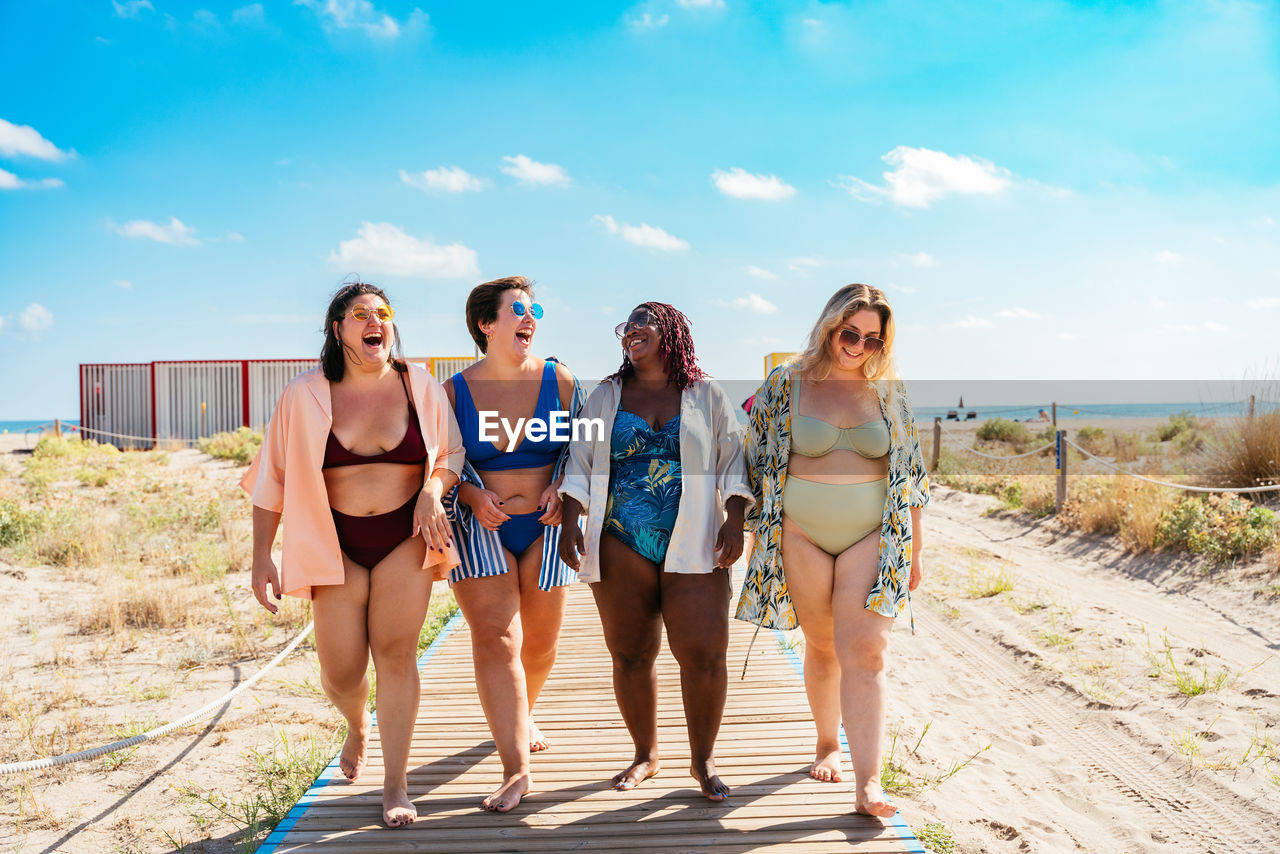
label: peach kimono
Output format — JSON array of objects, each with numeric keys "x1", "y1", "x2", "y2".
[{"x1": 241, "y1": 364, "x2": 464, "y2": 598}]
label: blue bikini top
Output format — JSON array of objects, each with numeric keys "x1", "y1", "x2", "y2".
[{"x1": 453, "y1": 361, "x2": 566, "y2": 471}]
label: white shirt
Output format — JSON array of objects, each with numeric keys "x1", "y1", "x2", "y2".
[{"x1": 559, "y1": 376, "x2": 754, "y2": 583}]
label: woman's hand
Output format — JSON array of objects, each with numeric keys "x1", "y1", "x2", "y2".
[
  {"x1": 251, "y1": 553, "x2": 282, "y2": 614},
  {"x1": 537, "y1": 483, "x2": 562, "y2": 526},
  {"x1": 714, "y1": 495, "x2": 748, "y2": 568},
  {"x1": 714, "y1": 519, "x2": 745, "y2": 568},
  {"x1": 459, "y1": 483, "x2": 510, "y2": 531},
  {"x1": 909, "y1": 553, "x2": 924, "y2": 591},
  {"x1": 558, "y1": 495, "x2": 585, "y2": 570},
  {"x1": 414, "y1": 488, "x2": 454, "y2": 553}
]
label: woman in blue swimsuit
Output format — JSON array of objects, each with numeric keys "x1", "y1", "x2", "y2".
[
  {"x1": 559, "y1": 302, "x2": 752, "y2": 801},
  {"x1": 444, "y1": 276, "x2": 581, "y2": 813}
]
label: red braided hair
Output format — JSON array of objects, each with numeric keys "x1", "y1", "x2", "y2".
[{"x1": 607, "y1": 301, "x2": 706, "y2": 391}]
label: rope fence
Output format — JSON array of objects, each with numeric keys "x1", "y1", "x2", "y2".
[
  {"x1": 0, "y1": 621, "x2": 314, "y2": 776},
  {"x1": 68, "y1": 424, "x2": 204, "y2": 447},
  {"x1": 929, "y1": 416, "x2": 1280, "y2": 516}
]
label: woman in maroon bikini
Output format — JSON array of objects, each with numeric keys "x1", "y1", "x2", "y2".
[{"x1": 245, "y1": 282, "x2": 463, "y2": 828}]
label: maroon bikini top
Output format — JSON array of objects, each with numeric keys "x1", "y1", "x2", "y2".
[{"x1": 323, "y1": 373, "x2": 428, "y2": 469}]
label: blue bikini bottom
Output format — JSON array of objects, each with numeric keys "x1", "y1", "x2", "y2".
[{"x1": 497, "y1": 510, "x2": 545, "y2": 557}]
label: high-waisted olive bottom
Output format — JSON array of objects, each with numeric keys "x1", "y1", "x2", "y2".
[{"x1": 783, "y1": 475, "x2": 888, "y2": 556}]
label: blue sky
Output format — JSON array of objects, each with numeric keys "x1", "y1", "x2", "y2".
[{"x1": 2, "y1": 0, "x2": 1278, "y2": 419}]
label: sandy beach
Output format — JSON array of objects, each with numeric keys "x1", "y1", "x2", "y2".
[{"x1": 2, "y1": 427, "x2": 1278, "y2": 852}]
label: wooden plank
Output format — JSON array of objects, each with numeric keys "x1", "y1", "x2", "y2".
[{"x1": 265, "y1": 582, "x2": 922, "y2": 853}]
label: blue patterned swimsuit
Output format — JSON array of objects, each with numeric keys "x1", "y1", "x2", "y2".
[{"x1": 602, "y1": 411, "x2": 682, "y2": 564}]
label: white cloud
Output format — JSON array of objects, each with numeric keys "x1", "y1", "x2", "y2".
[
  {"x1": 0, "y1": 168, "x2": 64, "y2": 191},
  {"x1": 500, "y1": 154, "x2": 570, "y2": 187},
  {"x1": 400, "y1": 166, "x2": 487, "y2": 193},
  {"x1": 594, "y1": 215, "x2": 690, "y2": 252},
  {"x1": 327, "y1": 222, "x2": 478, "y2": 278},
  {"x1": 293, "y1": 0, "x2": 427, "y2": 39},
  {"x1": 232, "y1": 4, "x2": 265, "y2": 23},
  {"x1": 1247, "y1": 297, "x2": 1280, "y2": 309},
  {"x1": 843, "y1": 146, "x2": 1013, "y2": 209},
  {"x1": 1150, "y1": 296, "x2": 1166, "y2": 310},
  {"x1": 678, "y1": 0, "x2": 725, "y2": 7},
  {"x1": 1153, "y1": 250, "x2": 1183, "y2": 265},
  {"x1": 226, "y1": 232, "x2": 245, "y2": 242},
  {"x1": 901, "y1": 251, "x2": 934, "y2": 268},
  {"x1": 114, "y1": 279, "x2": 133, "y2": 289},
  {"x1": 729, "y1": 293, "x2": 778, "y2": 314},
  {"x1": 995, "y1": 307, "x2": 1039, "y2": 319},
  {"x1": 787, "y1": 257, "x2": 822, "y2": 273},
  {"x1": 1161, "y1": 322, "x2": 1227, "y2": 334},
  {"x1": 0, "y1": 118, "x2": 74, "y2": 161},
  {"x1": 194, "y1": 9, "x2": 219, "y2": 27},
  {"x1": 745, "y1": 265, "x2": 777, "y2": 280},
  {"x1": 112, "y1": 0, "x2": 154, "y2": 18},
  {"x1": 114, "y1": 216, "x2": 201, "y2": 245},
  {"x1": 18, "y1": 303, "x2": 53, "y2": 335},
  {"x1": 1057, "y1": 332, "x2": 1075, "y2": 341},
  {"x1": 711, "y1": 167, "x2": 796, "y2": 201},
  {"x1": 628, "y1": 12, "x2": 669, "y2": 30},
  {"x1": 949, "y1": 315, "x2": 992, "y2": 329},
  {"x1": 886, "y1": 283, "x2": 917, "y2": 294}
]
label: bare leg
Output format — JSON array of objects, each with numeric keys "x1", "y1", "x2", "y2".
[
  {"x1": 452, "y1": 558, "x2": 531, "y2": 813},
  {"x1": 780, "y1": 515, "x2": 844, "y2": 783},
  {"x1": 366, "y1": 537, "x2": 433, "y2": 828},
  {"x1": 515, "y1": 533, "x2": 567, "y2": 753},
  {"x1": 592, "y1": 533, "x2": 663, "y2": 790},
  {"x1": 661, "y1": 567, "x2": 731, "y2": 801},
  {"x1": 832, "y1": 533, "x2": 896, "y2": 818},
  {"x1": 311, "y1": 561, "x2": 373, "y2": 784}
]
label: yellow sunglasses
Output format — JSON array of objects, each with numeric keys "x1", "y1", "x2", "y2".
[{"x1": 348, "y1": 303, "x2": 394, "y2": 323}]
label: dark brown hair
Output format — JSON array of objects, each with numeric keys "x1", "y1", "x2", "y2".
[
  {"x1": 465, "y1": 276, "x2": 535, "y2": 354},
  {"x1": 607, "y1": 301, "x2": 705, "y2": 391},
  {"x1": 320, "y1": 281, "x2": 406, "y2": 382}
]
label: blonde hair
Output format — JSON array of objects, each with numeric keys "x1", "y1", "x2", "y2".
[
  {"x1": 793, "y1": 283, "x2": 897, "y2": 382},
  {"x1": 793, "y1": 283, "x2": 903, "y2": 433}
]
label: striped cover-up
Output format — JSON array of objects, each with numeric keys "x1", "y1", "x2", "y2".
[{"x1": 443, "y1": 360, "x2": 583, "y2": 591}]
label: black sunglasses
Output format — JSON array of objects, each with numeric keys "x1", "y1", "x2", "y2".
[
  {"x1": 838, "y1": 328, "x2": 884, "y2": 353},
  {"x1": 615, "y1": 312, "x2": 652, "y2": 339}
]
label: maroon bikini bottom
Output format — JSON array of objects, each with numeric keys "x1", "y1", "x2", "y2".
[{"x1": 331, "y1": 492, "x2": 419, "y2": 569}]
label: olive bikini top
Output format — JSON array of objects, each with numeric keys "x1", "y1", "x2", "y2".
[{"x1": 789, "y1": 376, "x2": 891, "y2": 459}]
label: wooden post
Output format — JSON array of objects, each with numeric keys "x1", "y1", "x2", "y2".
[
  {"x1": 1249, "y1": 394, "x2": 1256, "y2": 420},
  {"x1": 1055, "y1": 429, "x2": 1068, "y2": 514},
  {"x1": 54, "y1": 418, "x2": 61, "y2": 438},
  {"x1": 931, "y1": 417, "x2": 941, "y2": 471},
  {"x1": 1051, "y1": 402, "x2": 1057, "y2": 429}
]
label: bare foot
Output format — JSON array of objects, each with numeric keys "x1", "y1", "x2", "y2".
[
  {"x1": 855, "y1": 781, "x2": 898, "y2": 818},
  {"x1": 339, "y1": 712, "x2": 371, "y2": 781},
  {"x1": 611, "y1": 755, "x2": 660, "y2": 790},
  {"x1": 809, "y1": 743, "x2": 844, "y2": 783},
  {"x1": 529, "y1": 720, "x2": 550, "y2": 753},
  {"x1": 691, "y1": 759, "x2": 730, "y2": 801},
  {"x1": 382, "y1": 786, "x2": 416, "y2": 828},
  {"x1": 482, "y1": 772, "x2": 531, "y2": 813}
]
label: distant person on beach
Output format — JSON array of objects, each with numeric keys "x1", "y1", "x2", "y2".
[
  {"x1": 442, "y1": 277, "x2": 581, "y2": 813},
  {"x1": 558, "y1": 302, "x2": 752, "y2": 801},
  {"x1": 1037, "y1": 409, "x2": 1050, "y2": 422},
  {"x1": 243, "y1": 282, "x2": 462, "y2": 828},
  {"x1": 737, "y1": 283, "x2": 930, "y2": 818}
]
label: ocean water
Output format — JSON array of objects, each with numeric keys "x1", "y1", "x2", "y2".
[{"x1": 0, "y1": 419, "x2": 80, "y2": 435}]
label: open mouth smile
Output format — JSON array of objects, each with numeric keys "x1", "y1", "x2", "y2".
[{"x1": 363, "y1": 333, "x2": 383, "y2": 347}]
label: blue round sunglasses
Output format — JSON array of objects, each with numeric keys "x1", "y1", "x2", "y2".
[{"x1": 511, "y1": 302, "x2": 544, "y2": 319}]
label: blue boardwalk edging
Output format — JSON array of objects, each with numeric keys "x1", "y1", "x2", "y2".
[
  {"x1": 255, "y1": 609, "x2": 466, "y2": 854},
  {"x1": 773, "y1": 628, "x2": 927, "y2": 854}
]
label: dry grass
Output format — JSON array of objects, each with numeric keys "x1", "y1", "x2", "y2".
[{"x1": 1206, "y1": 409, "x2": 1280, "y2": 490}]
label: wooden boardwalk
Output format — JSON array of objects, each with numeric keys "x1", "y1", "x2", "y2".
[{"x1": 260, "y1": 580, "x2": 924, "y2": 853}]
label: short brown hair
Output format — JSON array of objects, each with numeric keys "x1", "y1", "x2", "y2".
[{"x1": 465, "y1": 276, "x2": 534, "y2": 354}]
